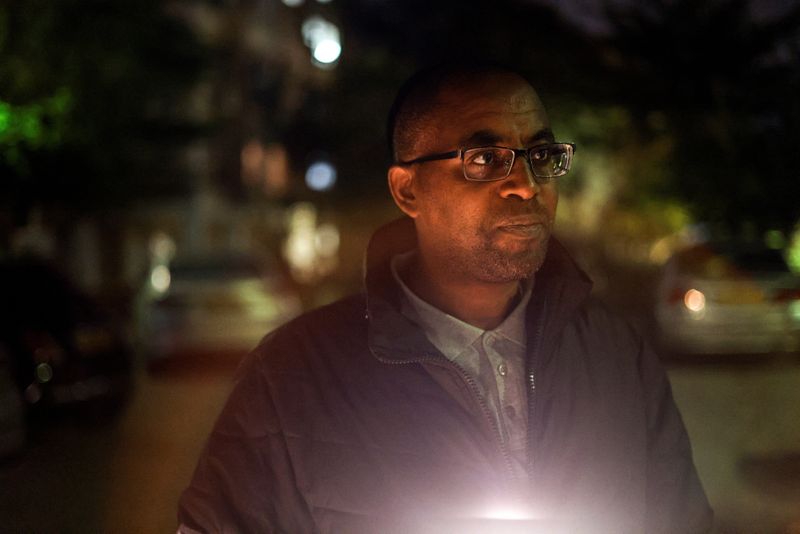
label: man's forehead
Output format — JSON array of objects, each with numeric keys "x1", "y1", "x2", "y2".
[
  {"x1": 417, "y1": 73, "x2": 549, "y2": 148},
  {"x1": 437, "y1": 72, "x2": 544, "y2": 112},
  {"x1": 506, "y1": 86, "x2": 544, "y2": 111}
]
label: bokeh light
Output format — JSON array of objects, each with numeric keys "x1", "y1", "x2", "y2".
[
  {"x1": 150, "y1": 265, "x2": 171, "y2": 294},
  {"x1": 302, "y1": 16, "x2": 341, "y2": 67},
  {"x1": 313, "y1": 39, "x2": 342, "y2": 64},
  {"x1": 684, "y1": 289, "x2": 706, "y2": 313},
  {"x1": 305, "y1": 161, "x2": 337, "y2": 191}
]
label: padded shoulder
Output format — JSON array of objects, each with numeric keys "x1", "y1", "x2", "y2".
[{"x1": 241, "y1": 293, "x2": 369, "y2": 377}]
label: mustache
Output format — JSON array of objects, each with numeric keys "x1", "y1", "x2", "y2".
[{"x1": 490, "y1": 205, "x2": 554, "y2": 228}]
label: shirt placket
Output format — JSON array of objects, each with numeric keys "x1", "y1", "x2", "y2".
[
  {"x1": 475, "y1": 335, "x2": 507, "y2": 446},
  {"x1": 484, "y1": 334, "x2": 528, "y2": 478}
]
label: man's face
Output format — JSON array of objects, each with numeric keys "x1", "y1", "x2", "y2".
[{"x1": 397, "y1": 72, "x2": 558, "y2": 284}]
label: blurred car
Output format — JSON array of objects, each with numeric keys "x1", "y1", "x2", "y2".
[
  {"x1": 654, "y1": 243, "x2": 800, "y2": 355},
  {"x1": 0, "y1": 257, "x2": 134, "y2": 418},
  {"x1": 138, "y1": 254, "x2": 302, "y2": 365}
]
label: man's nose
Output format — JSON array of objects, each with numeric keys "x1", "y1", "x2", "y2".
[{"x1": 499, "y1": 156, "x2": 540, "y2": 200}]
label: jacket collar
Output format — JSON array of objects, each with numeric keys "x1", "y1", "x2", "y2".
[{"x1": 364, "y1": 216, "x2": 593, "y2": 364}]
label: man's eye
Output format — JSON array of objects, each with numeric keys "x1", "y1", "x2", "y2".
[
  {"x1": 530, "y1": 147, "x2": 551, "y2": 161},
  {"x1": 469, "y1": 149, "x2": 501, "y2": 166}
]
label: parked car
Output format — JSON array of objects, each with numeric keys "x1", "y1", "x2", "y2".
[
  {"x1": 138, "y1": 254, "x2": 302, "y2": 366},
  {"x1": 0, "y1": 257, "x2": 134, "y2": 419},
  {"x1": 654, "y1": 243, "x2": 800, "y2": 355}
]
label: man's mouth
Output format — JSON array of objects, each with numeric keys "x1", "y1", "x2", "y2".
[
  {"x1": 497, "y1": 223, "x2": 546, "y2": 239},
  {"x1": 495, "y1": 216, "x2": 549, "y2": 239}
]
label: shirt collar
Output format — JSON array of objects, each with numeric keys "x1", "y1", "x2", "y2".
[{"x1": 390, "y1": 251, "x2": 532, "y2": 363}]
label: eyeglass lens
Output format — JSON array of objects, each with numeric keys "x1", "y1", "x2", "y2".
[{"x1": 463, "y1": 145, "x2": 571, "y2": 181}]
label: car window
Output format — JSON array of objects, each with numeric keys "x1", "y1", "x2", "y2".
[{"x1": 169, "y1": 258, "x2": 264, "y2": 281}]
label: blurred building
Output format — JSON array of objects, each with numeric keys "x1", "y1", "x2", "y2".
[{"x1": 3, "y1": 0, "x2": 354, "y2": 312}]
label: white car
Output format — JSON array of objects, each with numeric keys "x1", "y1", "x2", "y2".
[{"x1": 654, "y1": 244, "x2": 800, "y2": 355}]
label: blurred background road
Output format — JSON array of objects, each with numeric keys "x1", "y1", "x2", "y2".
[
  {"x1": 2, "y1": 345, "x2": 800, "y2": 533},
  {"x1": 0, "y1": 356, "x2": 236, "y2": 533},
  {"x1": 671, "y1": 358, "x2": 800, "y2": 533}
]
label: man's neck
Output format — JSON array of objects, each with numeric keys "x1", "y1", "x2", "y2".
[{"x1": 401, "y1": 253, "x2": 522, "y2": 331}]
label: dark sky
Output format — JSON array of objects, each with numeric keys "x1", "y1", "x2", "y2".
[{"x1": 537, "y1": 0, "x2": 798, "y2": 34}]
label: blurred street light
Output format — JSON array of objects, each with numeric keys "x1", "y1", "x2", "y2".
[
  {"x1": 301, "y1": 16, "x2": 341, "y2": 67},
  {"x1": 313, "y1": 38, "x2": 342, "y2": 64},
  {"x1": 150, "y1": 265, "x2": 171, "y2": 295},
  {"x1": 282, "y1": 203, "x2": 340, "y2": 283},
  {"x1": 305, "y1": 160, "x2": 337, "y2": 191}
]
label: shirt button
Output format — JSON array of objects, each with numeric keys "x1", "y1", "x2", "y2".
[{"x1": 497, "y1": 363, "x2": 507, "y2": 376}]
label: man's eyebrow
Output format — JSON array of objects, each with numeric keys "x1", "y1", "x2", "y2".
[{"x1": 459, "y1": 130, "x2": 502, "y2": 147}]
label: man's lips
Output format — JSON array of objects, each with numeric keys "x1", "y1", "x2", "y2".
[
  {"x1": 498, "y1": 223, "x2": 546, "y2": 238},
  {"x1": 495, "y1": 217, "x2": 549, "y2": 238}
]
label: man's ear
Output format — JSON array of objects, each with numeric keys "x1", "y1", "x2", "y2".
[{"x1": 387, "y1": 165, "x2": 419, "y2": 218}]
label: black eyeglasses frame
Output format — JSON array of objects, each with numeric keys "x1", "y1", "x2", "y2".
[{"x1": 396, "y1": 143, "x2": 576, "y2": 182}]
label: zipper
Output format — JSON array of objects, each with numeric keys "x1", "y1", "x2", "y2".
[
  {"x1": 372, "y1": 347, "x2": 516, "y2": 481},
  {"x1": 447, "y1": 358, "x2": 516, "y2": 481},
  {"x1": 526, "y1": 296, "x2": 546, "y2": 478}
]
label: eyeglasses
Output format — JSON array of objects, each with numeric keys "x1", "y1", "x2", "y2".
[{"x1": 397, "y1": 143, "x2": 575, "y2": 182}]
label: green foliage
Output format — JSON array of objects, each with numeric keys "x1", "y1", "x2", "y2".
[
  {"x1": 0, "y1": 88, "x2": 72, "y2": 167},
  {"x1": 0, "y1": 0, "x2": 206, "y2": 208}
]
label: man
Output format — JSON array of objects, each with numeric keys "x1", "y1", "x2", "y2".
[{"x1": 178, "y1": 63, "x2": 713, "y2": 533}]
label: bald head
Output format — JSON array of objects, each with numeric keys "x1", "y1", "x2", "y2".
[{"x1": 387, "y1": 63, "x2": 547, "y2": 163}]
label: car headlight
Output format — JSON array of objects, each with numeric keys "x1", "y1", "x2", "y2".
[{"x1": 684, "y1": 289, "x2": 706, "y2": 313}]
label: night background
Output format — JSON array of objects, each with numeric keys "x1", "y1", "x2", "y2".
[{"x1": 1, "y1": 0, "x2": 800, "y2": 532}]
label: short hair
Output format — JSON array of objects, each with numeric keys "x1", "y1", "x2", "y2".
[{"x1": 386, "y1": 61, "x2": 526, "y2": 163}]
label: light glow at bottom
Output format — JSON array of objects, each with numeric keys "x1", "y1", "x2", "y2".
[
  {"x1": 479, "y1": 501, "x2": 541, "y2": 522},
  {"x1": 483, "y1": 506, "x2": 534, "y2": 521}
]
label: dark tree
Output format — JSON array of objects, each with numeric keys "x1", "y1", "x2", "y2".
[{"x1": 603, "y1": 0, "x2": 800, "y2": 237}]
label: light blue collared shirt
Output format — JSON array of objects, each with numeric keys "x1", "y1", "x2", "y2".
[{"x1": 391, "y1": 252, "x2": 531, "y2": 480}]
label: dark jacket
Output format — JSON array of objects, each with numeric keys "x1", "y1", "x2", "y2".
[{"x1": 178, "y1": 217, "x2": 713, "y2": 533}]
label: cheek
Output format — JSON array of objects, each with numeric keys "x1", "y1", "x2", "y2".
[{"x1": 418, "y1": 190, "x2": 484, "y2": 239}]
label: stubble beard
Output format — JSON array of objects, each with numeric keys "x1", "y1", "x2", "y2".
[{"x1": 445, "y1": 226, "x2": 552, "y2": 284}]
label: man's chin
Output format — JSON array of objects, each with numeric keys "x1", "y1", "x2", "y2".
[{"x1": 474, "y1": 245, "x2": 549, "y2": 283}]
